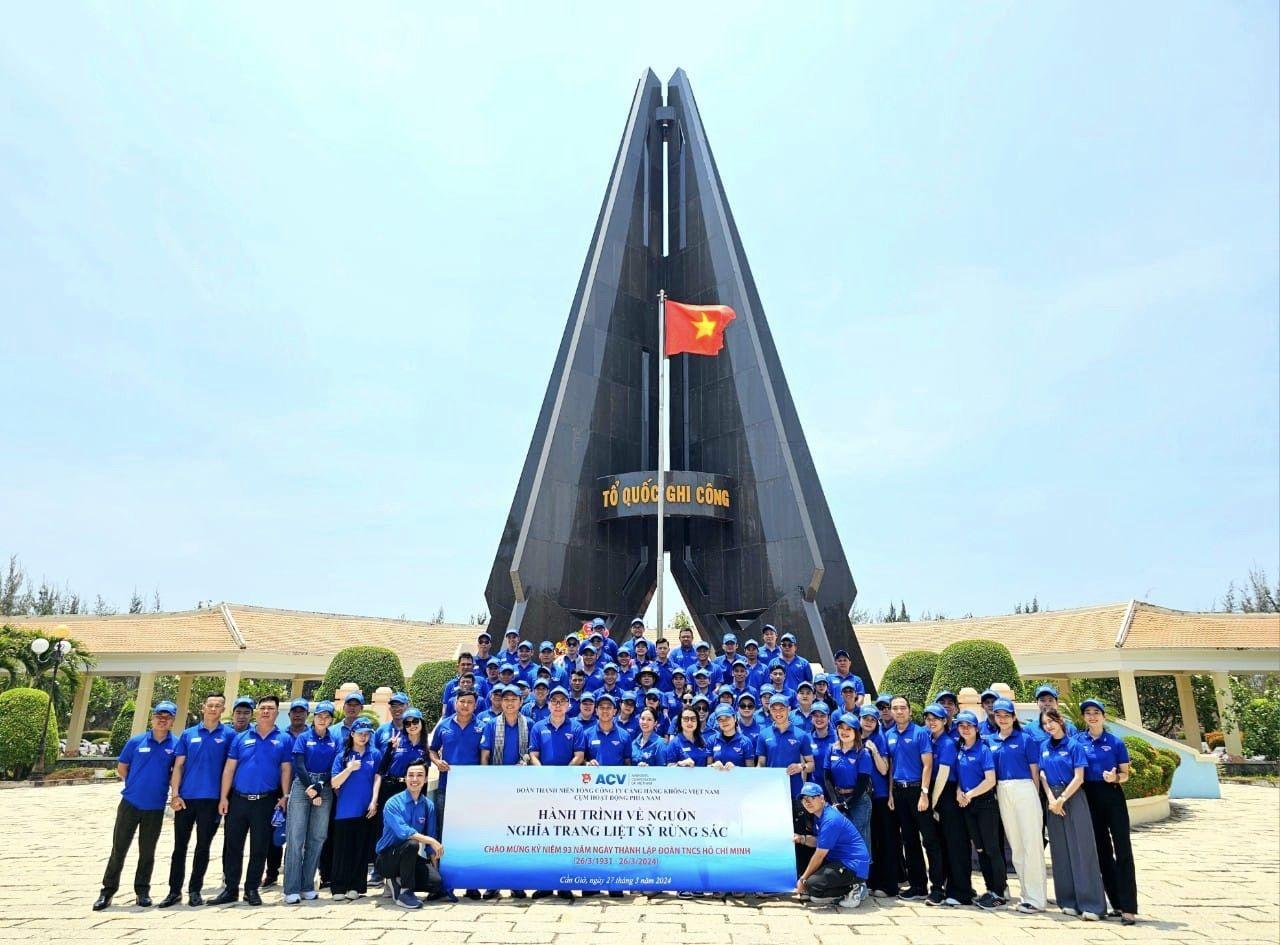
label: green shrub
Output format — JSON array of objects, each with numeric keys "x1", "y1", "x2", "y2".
[
  {"x1": 1238, "y1": 695, "x2": 1280, "y2": 759},
  {"x1": 1154, "y1": 747, "x2": 1182, "y2": 774},
  {"x1": 1120, "y1": 735, "x2": 1178, "y2": 799},
  {"x1": 320, "y1": 647, "x2": 406, "y2": 705},
  {"x1": 109, "y1": 701, "x2": 135, "y2": 756},
  {"x1": 928, "y1": 639, "x2": 1020, "y2": 700},
  {"x1": 409, "y1": 660, "x2": 456, "y2": 730},
  {"x1": 81, "y1": 729, "x2": 111, "y2": 742},
  {"x1": 878, "y1": 650, "x2": 938, "y2": 708},
  {"x1": 0, "y1": 687, "x2": 60, "y2": 779}
]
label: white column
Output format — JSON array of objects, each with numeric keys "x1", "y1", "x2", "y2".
[
  {"x1": 1117, "y1": 670, "x2": 1143, "y2": 728},
  {"x1": 65, "y1": 672, "x2": 94, "y2": 756},
  {"x1": 1174, "y1": 673, "x2": 1202, "y2": 751},
  {"x1": 290, "y1": 676, "x2": 307, "y2": 699},
  {"x1": 131, "y1": 672, "x2": 157, "y2": 736},
  {"x1": 224, "y1": 670, "x2": 242, "y2": 710},
  {"x1": 1211, "y1": 671, "x2": 1244, "y2": 756},
  {"x1": 175, "y1": 673, "x2": 194, "y2": 727}
]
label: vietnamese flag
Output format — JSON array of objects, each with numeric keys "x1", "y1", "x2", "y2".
[{"x1": 664, "y1": 300, "x2": 736, "y2": 357}]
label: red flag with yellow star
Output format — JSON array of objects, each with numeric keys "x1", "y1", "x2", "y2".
[{"x1": 664, "y1": 300, "x2": 736, "y2": 357}]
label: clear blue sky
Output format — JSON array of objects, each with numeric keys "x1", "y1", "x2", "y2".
[{"x1": 2, "y1": 4, "x2": 1276, "y2": 623}]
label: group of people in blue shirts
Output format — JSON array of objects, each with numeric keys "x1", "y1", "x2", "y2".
[{"x1": 93, "y1": 618, "x2": 1138, "y2": 923}]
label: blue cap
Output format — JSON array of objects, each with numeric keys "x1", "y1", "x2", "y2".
[
  {"x1": 780, "y1": 633, "x2": 797, "y2": 643},
  {"x1": 603, "y1": 662, "x2": 619, "y2": 673},
  {"x1": 796, "y1": 680, "x2": 814, "y2": 691},
  {"x1": 955, "y1": 710, "x2": 979, "y2": 726},
  {"x1": 731, "y1": 657, "x2": 748, "y2": 668},
  {"x1": 691, "y1": 694, "x2": 710, "y2": 706},
  {"x1": 670, "y1": 666, "x2": 686, "y2": 677},
  {"x1": 403, "y1": 707, "x2": 424, "y2": 722},
  {"x1": 645, "y1": 688, "x2": 663, "y2": 699},
  {"x1": 549, "y1": 686, "x2": 570, "y2": 700},
  {"x1": 152, "y1": 700, "x2": 178, "y2": 716},
  {"x1": 314, "y1": 701, "x2": 336, "y2": 716},
  {"x1": 759, "y1": 683, "x2": 776, "y2": 695},
  {"x1": 836, "y1": 711, "x2": 860, "y2": 728},
  {"x1": 810, "y1": 701, "x2": 830, "y2": 716},
  {"x1": 579, "y1": 691, "x2": 596, "y2": 703},
  {"x1": 564, "y1": 634, "x2": 580, "y2": 645},
  {"x1": 799, "y1": 782, "x2": 824, "y2": 798},
  {"x1": 768, "y1": 659, "x2": 786, "y2": 670},
  {"x1": 737, "y1": 692, "x2": 757, "y2": 705},
  {"x1": 595, "y1": 692, "x2": 618, "y2": 708},
  {"x1": 589, "y1": 632, "x2": 604, "y2": 642},
  {"x1": 695, "y1": 640, "x2": 711, "y2": 650},
  {"x1": 693, "y1": 667, "x2": 710, "y2": 678},
  {"x1": 874, "y1": 692, "x2": 892, "y2": 707},
  {"x1": 477, "y1": 631, "x2": 492, "y2": 641},
  {"x1": 762, "y1": 624, "x2": 778, "y2": 634},
  {"x1": 712, "y1": 706, "x2": 736, "y2": 720},
  {"x1": 485, "y1": 661, "x2": 500, "y2": 672},
  {"x1": 980, "y1": 688, "x2": 999, "y2": 700},
  {"x1": 591, "y1": 617, "x2": 606, "y2": 628},
  {"x1": 993, "y1": 698, "x2": 1016, "y2": 714},
  {"x1": 933, "y1": 690, "x2": 957, "y2": 703},
  {"x1": 768, "y1": 694, "x2": 790, "y2": 707},
  {"x1": 839, "y1": 680, "x2": 858, "y2": 692},
  {"x1": 501, "y1": 684, "x2": 522, "y2": 696},
  {"x1": 636, "y1": 665, "x2": 658, "y2": 678},
  {"x1": 580, "y1": 644, "x2": 597, "y2": 655},
  {"x1": 631, "y1": 617, "x2": 645, "y2": 626},
  {"x1": 289, "y1": 698, "x2": 310, "y2": 711},
  {"x1": 744, "y1": 639, "x2": 759, "y2": 648},
  {"x1": 859, "y1": 705, "x2": 880, "y2": 719},
  {"x1": 343, "y1": 692, "x2": 365, "y2": 705},
  {"x1": 723, "y1": 633, "x2": 737, "y2": 645},
  {"x1": 1035, "y1": 684, "x2": 1060, "y2": 699},
  {"x1": 535, "y1": 666, "x2": 551, "y2": 676},
  {"x1": 923, "y1": 703, "x2": 947, "y2": 719},
  {"x1": 533, "y1": 678, "x2": 550, "y2": 689},
  {"x1": 539, "y1": 641, "x2": 554, "y2": 652},
  {"x1": 460, "y1": 671, "x2": 476, "y2": 680},
  {"x1": 500, "y1": 663, "x2": 517, "y2": 674},
  {"x1": 517, "y1": 640, "x2": 533, "y2": 650},
  {"x1": 351, "y1": 718, "x2": 375, "y2": 733},
  {"x1": 834, "y1": 649, "x2": 850, "y2": 660},
  {"x1": 505, "y1": 628, "x2": 519, "y2": 636},
  {"x1": 716, "y1": 685, "x2": 734, "y2": 696},
  {"x1": 389, "y1": 692, "x2": 409, "y2": 705},
  {"x1": 1080, "y1": 697, "x2": 1106, "y2": 714},
  {"x1": 621, "y1": 691, "x2": 637, "y2": 703},
  {"x1": 233, "y1": 696, "x2": 256, "y2": 710}
]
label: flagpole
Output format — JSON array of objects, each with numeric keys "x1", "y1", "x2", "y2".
[{"x1": 656, "y1": 289, "x2": 666, "y2": 638}]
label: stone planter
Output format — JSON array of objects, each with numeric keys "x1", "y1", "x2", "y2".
[{"x1": 1126, "y1": 793, "x2": 1170, "y2": 826}]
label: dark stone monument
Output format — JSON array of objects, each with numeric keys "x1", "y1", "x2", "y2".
[{"x1": 485, "y1": 69, "x2": 868, "y2": 683}]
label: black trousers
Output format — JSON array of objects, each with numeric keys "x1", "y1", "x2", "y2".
[
  {"x1": 221, "y1": 792, "x2": 277, "y2": 895},
  {"x1": 935, "y1": 788, "x2": 973, "y2": 903},
  {"x1": 167, "y1": 798, "x2": 221, "y2": 894},
  {"x1": 371, "y1": 778, "x2": 405, "y2": 869},
  {"x1": 375, "y1": 841, "x2": 444, "y2": 898},
  {"x1": 868, "y1": 796, "x2": 900, "y2": 892},
  {"x1": 264, "y1": 838, "x2": 281, "y2": 880},
  {"x1": 961, "y1": 792, "x2": 1006, "y2": 896},
  {"x1": 891, "y1": 783, "x2": 946, "y2": 895},
  {"x1": 101, "y1": 799, "x2": 164, "y2": 895},
  {"x1": 331, "y1": 817, "x2": 374, "y2": 895},
  {"x1": 792, "y1": 795, "x2": 813, "y2": 874},
  {"x1": 1083, "y1": 781, "x2": 1138, "y2": 914},
  {"x1": 806, "y1": 861, "x2": 862, "y2": 900}
]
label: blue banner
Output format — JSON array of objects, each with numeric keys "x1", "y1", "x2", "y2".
[{"x1": 439, "y1": 766, "x2": 797, "y2": 893}]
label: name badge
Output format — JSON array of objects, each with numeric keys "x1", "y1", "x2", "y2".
[
  {"x1": 246, "y1": 739, "x2": 256, "y2": 744},
  {"x1": 191, "y1": 737, "x2": 202, "y2": 744},
  {"x1": 139, "y1": 746, "x2": 151, "y2": 753}
]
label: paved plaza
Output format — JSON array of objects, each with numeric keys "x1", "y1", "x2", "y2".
[{"x1": 0, "y1": 782, "x2": 1275, "y2": 945}]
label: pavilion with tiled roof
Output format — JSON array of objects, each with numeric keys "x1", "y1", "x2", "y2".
[
  {"x1": 854, "y1": 600, "x2": 1280, "y2": 755},
  {"x1": 6, "y1": 603, "x2": 483, "y2": 753}
]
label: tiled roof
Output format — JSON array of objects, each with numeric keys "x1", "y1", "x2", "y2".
[
  {"x1": 2, "y1": 603, "x2": 483, "y2": 668},
  {"x1": 854, "y1": 600, "x2": 1280, "y2": 663}
]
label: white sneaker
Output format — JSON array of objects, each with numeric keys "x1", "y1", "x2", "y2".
[
  {"x1": 838, "y1": 885, "x2": 868, "y2": 909},
  {"x1": 283, "y1": 893, "x2": 301, "y2": 905},
  {"x1": 1062, "y1": 907, "x2": 1079, "y2": 916},
  {"x1": 301, "y1": 890, "x2": 318, "y2": 900},
  {"x1": 808, "y1": 895, "x2": 839, "y2": 906},
  {"x1": 1081, "y1": 912, "x2": 1101, "y2": 921},
  {"x1": 345, "y1": 890, "x2": 359, "y2": 900}
]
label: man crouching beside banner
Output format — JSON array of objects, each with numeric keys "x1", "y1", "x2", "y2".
[
  {"x1": 374, "y1": 761, "x2": 446, "y2": 909},
  {"x1": 794, "y1": 782, "x2": 870, "y2": 909}
]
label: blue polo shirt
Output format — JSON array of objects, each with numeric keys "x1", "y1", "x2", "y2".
[
  {"x1": 429, "y1": 713, "x2": 485, "y2": 791},
  {"x1": 954, "y1": 739, "x2": 995, "y2": 792},
  {"x1": 756, "y1": 724, "x2": 813, "y2": 797},
  {"x1": 581, "y1": 723, "x2": 632, "y2": 765},
  {"x1": 631, "y1": 733, "x2": 666, "y2": 766},
  {"x1": 986, "y1": 728, "x2": 1039, "y2": 780},
  {"x1": 331, "y1": 746, "x2": 383, "y2": 819},
  {"x1": 529, "y1": 717, "x2": 582, "y2": 766},
  {"x1": 375, "y1": 788, "x2": 436, "y2": 854},
  {"x1": 709, "y1": 730, "x2": 755, "y2": 767},
  {"x1": 779, "y1": 656, "x2": 813, "y2": 691},
  {"x1": 886, "y1": 722, "x2": 932, "y2": 784},
  {"x1": 290, "y1": 727, "x2": 338, "y2": 787},
  {"x1": 480, "y1": 718, "x2": 525, "y2": 766},
  {"x1": 860, "y1": 730, "x2": 890, "y2": 798},
  {"x1": 228, "y1": 727, "x2": 291, "y2": 795},
  {"x1": 382, "y1": 735, "x2": 429, "y2": 778},
  {"x1": 930, "y1": 730, "x2": 958, "y2": 787},
  {"x1": 813, "y1": 803, "x2": 870, "y2": 877},
  {"x1": 119, "y1": 730, "x2": 178, "y2": 810},
  {"x1": 173, "y1": 721, "x2": 233, "y2": 801},
  {"x1": 522, "y1": 700, "x2": 551, "y2": 724},
  {"x1": 1079, "y1": 729, "x2": 1131, "y2": 782},
  {"x1": 665, "y1": 733, "x2": 709, "y2": 767},
  {"x1": 671, "y1": 644, "x2": 699, "y2": 670},
  {"x1": 809, "y1": 727, "x2": 835, "y2": 785},
  {"x1": 735, "y1": 715, "x2": 761, "y2": 742},
  {"x1": 1039, "y1": 736, "x2": 1087, "y2": 785},
  {"x1": 826, "y1": 744, "x2": 862, "y2": 792}
]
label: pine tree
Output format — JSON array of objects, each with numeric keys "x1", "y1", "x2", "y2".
[{"x1": 886, "y1": 602, "x2": 897, "y2": 623}]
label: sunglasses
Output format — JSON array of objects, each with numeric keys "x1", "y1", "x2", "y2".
[{"x1": 405, "y1": 719, "x2": 422, "y2": 726}]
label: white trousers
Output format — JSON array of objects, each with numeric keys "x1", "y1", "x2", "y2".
[{"x1": 997, "y1": 779, "x2": 1047, "y2": 909}]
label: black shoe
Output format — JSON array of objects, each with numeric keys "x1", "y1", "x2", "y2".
[
  {"x1": 974, "y1": 892, "x2": 1000, "y2": 910},
  {"x1": 608, "y1": 891, "x2": 624, "y2": 898},
  {"x1": 92, "y1": 891, "x2": 113, "y2": 911},
  {"x1": 924, "y1": 890, "x2": 946, "y2": 907},
  {"x1": 188, "y1": 892, "x2": 203, "y2": 907},
  {"x1": 261, "y1": 872, "x2": 279, "y2": 888},
  {"x1": 157, "y1": 891, "x2": 182, "y2": 909},
  {"x1": 531, "y1": 890, "x2": 553, "y2": 899},
  {"x1": 556, "y1": 890, "x2": 575, "y2": 900},
  {"x1": 480, "y1": 890, "x2": 500, "y2": 900},
  {"x1": 898, "y1": 888, "x2": 927, "y2": 901},
  {"x1": 1122, "y1": 916, "x2": 1137, "y2": 926},
  {"x1": 135, "y1": 894, "x2": 153, "y2": 908},
  {"x1": 580, "y1": 890, "x2": 600, "y2": 898},
  {"x1": 464, "y1": 889, "x2": 482, "y2": 900},
  {"x1": 510, "y1": 889, "x2": 528, "y2": 899},
  {"x1": 244, "y1": 889, "x2": 263, "y2": 906},
  {"x1": 209, "y1": 889, "x2": 239, "y2": 906}
]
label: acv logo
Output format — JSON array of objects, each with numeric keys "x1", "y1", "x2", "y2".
[{"x1": 594, "y1": 773, "x2": 627, "y2": 785}]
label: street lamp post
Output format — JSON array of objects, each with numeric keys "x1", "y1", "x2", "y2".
[{"x1": 30, "y1": 635, "x2": 73, "y2": 778}]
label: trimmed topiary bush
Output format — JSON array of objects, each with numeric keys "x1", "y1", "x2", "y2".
[
  {"x1": 0, "y1": 687, "x2": 60, "y2": 779},
  {"x1": 320, "y1": 646, "x2": 406, "y2": 704},
  {"x1": 928, "y1": 639, "x2": 1021, "y2": 701},
  {"x1": 109, "y1": 701, "x2": 135, "y2": 756},
  {"x1": 878, "y1": 650, "x2": 939, "y2": 709},
  {"x1": 1120, "y1": 734, "x2": 1177, "y2": 799},
  {"x1": 409, "y1": 660, "x2": 456, "y2": 730}
]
